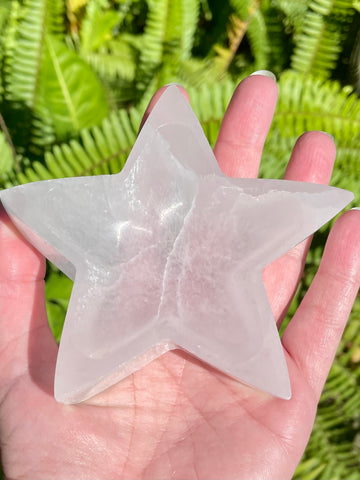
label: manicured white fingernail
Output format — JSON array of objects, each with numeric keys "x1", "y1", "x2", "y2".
[
  {"x1": 320, "y1": 131, "x2": 334, "y2": 140},
  {"x1": 250, "y1": 70, "x2": 276, "y2": 81}
]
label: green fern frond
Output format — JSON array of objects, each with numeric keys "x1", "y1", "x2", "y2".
[
  {"x1": 4, "y1": 0, "x2": 46, "y2": 108},
  {"x1": 1, "y1": 2, "x2": 22, "y2": 93},
  {"x1": 181, "y1": 0, "x2": 200, "y2": 60},
  {"x1": 291, "y1": 0, "x2": 357, "y2": 78},
  {"x1": 138, "y1": 0, "x2": 182, "y2": 89},
  {"x1": 30, "y1": 107, "x2": 57, "y2": 153},
  {"x1": 74, "y1": 0, "x2": 141, "y2": 104},
  {"x1": 83, "y1": 37, "x2": 138, "y2": 81},
  {"x1": 259, "y1": 72, "x2": 360, "y2": 201},
  {"x1": 273, "y1": 0, "x2": 309, "y2": 32},
  {"x1": 0, "y1": 129, "x2": 16, "y2": 185},
  {"x1": 245, "y1": 7, "x2": 270, "y2": 70},
  {"x1": 47, "y1": 0, "x2": 66, "y2": 35},
  {"x1": 138, "y1": 0, "x2": 201, "y2": 90},
  {"x1": 0, "y1": 6, "x2": 10, "y2": 100},
  {"x1": 15, "y1": 80, "x2": 235, "y2": 185},
  {"x1": 275, "y1": 71, "x2": 360, "y2": 145},
  {"x1": 295, "y1": 359, "x2": 360, "y2": 478},
  {"x1": 1, "y1": 0, "x2": 66, "y2": 154},
  {"x1": 16, "y1": 106, "x2": 141, "y2": 184},
  {"x1": 177, "y1": 57, "x2": 227, "y2": 88},
  {"x1": 4, "y1": 0, "x2": 64, "y2": 107},
  {"x1": 17, "y1": 72, "x2": 360, "y2": 190},
  {"x1": 259, "y1": 1, "x2": 292, "y2": 75},
  {"x1": 188, "y1": 80, "x2": 236, "y2": 145},
  {"x1": 80, "y1": 0, "x2": 120, "y2": 54},
  {"x1": 230, "y1": 0, "x2": 258, "y2": 19}
]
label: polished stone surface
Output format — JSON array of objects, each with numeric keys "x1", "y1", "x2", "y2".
[{"x1": 0, "y1": 86, "x2": 353, "y2": 403}]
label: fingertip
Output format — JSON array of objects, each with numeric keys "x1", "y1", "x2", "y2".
[
  {"x1": 242, "y1": 72, "x2": 278, "y2": 97},
  {"x1": 284, "y1": 131, "x2": 337, "y2": 184},
  {"x1": 305, "y1": 130, "x2": 336, "y2": 155}
]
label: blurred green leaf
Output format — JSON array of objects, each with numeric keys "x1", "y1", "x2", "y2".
[
  {"x1": 37, "y1": 35, "x2": 109, "y2": 140},
  {"x1": 45, "y1": 270, "x2": 73, "y2": 342}
]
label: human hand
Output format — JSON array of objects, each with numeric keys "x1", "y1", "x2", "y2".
[{"x1": 1, "y1": 73, "x2": 360, "y2": 480}]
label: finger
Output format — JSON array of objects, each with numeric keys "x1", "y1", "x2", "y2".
[
  {"x1": 284, "y1": 131, "x2": 336, "y2": 184},
  {"x1": 214, "y1": 72, "x2": 278, "y2": 178},
  {"x1": 139, "y1": 83, "x2": 190, "y2": 132},
  {"x1": 263, "y1": 132, "x2": 337, "y2": 325},
  {"x1": 0, "y1": 207, "x2": 56, "y2": 398},
  {"x1": 282, "y1": 210, "x2": 360, "y2": 401}
]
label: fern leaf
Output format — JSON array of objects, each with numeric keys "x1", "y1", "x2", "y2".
[
  {"x1": 2, "y1": 0, "x2": 65, "y2": 154},
  {"x1": 273, "y1": 0, "x2": 309, "y2": 32},
  {"x1": 256, "y1": 72, "x2": 360, "y2": 205},
  {"x1": 0, "y1": 2, "x2": 12, "y2": 100},
  {"x1": 15, "y1": 104, "x2": 140, "y2": 184},
  {"x1": 80, "y1": 0, "x2": 120, "y2": 54},
  {"x1": 83, "y1": 37, "x2": 138, "y2": 81},
  {"x1": 259, "y1": 1, "x2": 292, "y2": 75},
  {"x1": 47, "y1": 0, "x2": 66, "y2": 35},
  {"x1": 36, "y1": 35, "x2": 109, "y2": 140},
  {"x1": 5, "y1": 0, "x2": 46, "y2": 108},
  {"x1": 138, "y1": 0, "x2": 201, "y2": 90},
  {"x1": 230, "y1": 0, "x2": 259, "y2": 19},
  {"x1": 245, "y1": 7, "x2": 270, "y2": 70},
  {"x1": 178, "y1": 57, "x2": 231, "y2": 88},
  {"x1": 0, "y1": 129, "x2": 16, "y2": 186},
  {"x1": 291, "y1": 0, "x2": 357, "y2": 78},
  {"x1": 180, "y1": 0, "x2": 200, "y2": 60},
  {"x1": 4, "y1": 0, "x2": 64, "y2": 107},
  {"x1": 274, "y1": 71, "x2": 360, "y2": 146},
  {"x1": 188, "y1": 80, "x2": 236, "y2": 145}
]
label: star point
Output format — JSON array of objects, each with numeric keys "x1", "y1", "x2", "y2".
[{"x1": 0, "y1": 86, "x2": 353, "y2": 403}]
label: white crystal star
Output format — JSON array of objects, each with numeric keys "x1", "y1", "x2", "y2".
[{"x1": 0, "y1": 86, "x2": 353, "y2": 404}]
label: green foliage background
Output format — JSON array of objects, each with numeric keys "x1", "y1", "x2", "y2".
[{"x1": 0, "y1": 0, "x2": 360, "y2": 478}]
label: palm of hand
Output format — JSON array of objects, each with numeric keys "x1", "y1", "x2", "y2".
[
  {"x1": 1, "y1": 76, "x2": 360, "y2": 480},
  {"x1": 2, "y1": 340, "x2": 314, "y2": 479}
]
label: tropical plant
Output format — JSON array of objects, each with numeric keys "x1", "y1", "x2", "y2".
[{"x1": 0, "y1": 0, "x2": 360, "y2": 478}]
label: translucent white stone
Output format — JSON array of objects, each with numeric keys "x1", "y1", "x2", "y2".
[{"x1": 0, "y1": 86, "x2": 353, "y2": 404}]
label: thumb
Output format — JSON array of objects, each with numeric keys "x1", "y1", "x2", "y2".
[{"x1": 0, "y1": 206, "x2": 56, "y2": 399}]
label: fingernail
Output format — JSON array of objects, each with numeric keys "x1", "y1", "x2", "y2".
[
  {"x1": 320, "y1": 131, "x2": 334, "y2": 141},
  {"x1": 250, "y1": 70, "x2": 276, "y2": 81},
  {"x1": 351, "y1": 208, "x2": 360, "y2": 211}
]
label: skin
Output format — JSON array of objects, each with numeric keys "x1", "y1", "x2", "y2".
[{"x1": 0, "y1": 75, "x2": 360, "y2": 480}]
